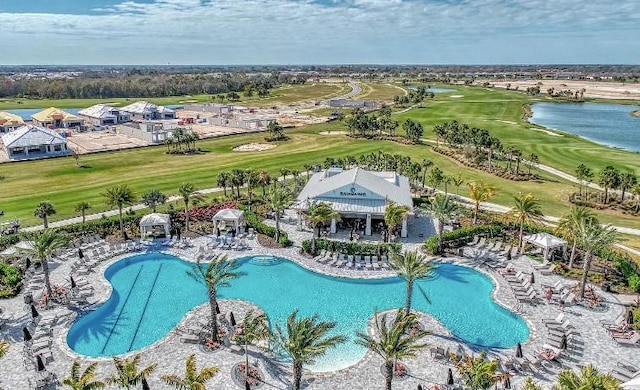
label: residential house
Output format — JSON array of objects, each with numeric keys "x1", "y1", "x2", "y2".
[
  {"x1": 0, "y1": 111, "x2": 25, "y2": 133},
  {"x1": 31, "y1": 107, "x2": 84, "y2": 129},
  {"x1": 1, "y1": 125, "x2": 69, "y2": 160},
  {"x1": 77, "y1": 104, "x2": 131, "y2": 128},
  {"x1": 121, "y1": 101, "x2": 176, "y2": 120}
]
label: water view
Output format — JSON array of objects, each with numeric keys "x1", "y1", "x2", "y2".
[{"x1": 529, "y1": 102, "x2": 640, "y2": 152}]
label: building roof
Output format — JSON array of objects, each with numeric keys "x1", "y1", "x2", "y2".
[
  {"x1": 139, "y1": 213, "x2": 171, "y2": 227},
  {"x1": 0, "y1": 111, "x2": 25, "y2": 126},
  {"x1": 2, "y1": 125, "x2": 66, "y2": 148},
  {"x1": 524, "y1": 233, "x2": 567, "y2": 249},
  {"x1": 296, "y1": 167, "x2": 412, "y2": 209},
  {"x1": 31, "y1": 107, "x2": 81, "y2": 123},
  {"x1": 77, "y1": 104, "x2": 128, "y2": 119},
  {"x1": 121, "y1": 101, "x2": 175, "y2": 115},
  {"x1": 212, "y1": 208, "x2": 245, "y2": 221}
]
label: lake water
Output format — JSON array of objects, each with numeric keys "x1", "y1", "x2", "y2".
[
  {"x1": 529, "y1": 102, "x2": 640, "y2": 152},
  {"x1": 5, "y1": 108, "x2": 83, "y2": 121}
]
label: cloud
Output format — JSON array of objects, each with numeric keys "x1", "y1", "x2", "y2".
[{"x1": 0, "y1": 0, "x2": 638, "y2": 64}]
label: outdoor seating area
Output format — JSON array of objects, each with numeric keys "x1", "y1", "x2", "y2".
[{"x1": 313, "y1": 250, "x2": 393, "y2": 270}]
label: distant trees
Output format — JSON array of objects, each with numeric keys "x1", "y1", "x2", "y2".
[
  {"x1": 346, "y1": 108, "x2": 421, "y2": 144},
  {"x1": 266, "y1": 120, "x2": 286, "y2": 141},
  {"x1": 402, "y1": 119, "x2": 423, "y2": 143}
]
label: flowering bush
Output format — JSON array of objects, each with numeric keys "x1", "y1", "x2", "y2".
[
  {"x1": 394, "y1": 362, "x2": 407, "y2": 377},
  {"x1": 231, "y1": 326, "x2": 244, "y2": 343},
  {"x1": 38, "y1": 284, "x2": 69, "y2": 307},
  {"x1": 203, "y1": 338, "x2": 221, "y2": 350},
  {"x1": 236, "y1": 363, "x2": 262, "y2": 385},
  {"x1": 177, "y1": 201, "x2": 239, "y2": 222}
]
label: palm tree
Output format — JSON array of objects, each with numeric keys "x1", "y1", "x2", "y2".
[
  {"x1": 0, "y1": 340, "x2": 9, "y2": 359},
  {"x1": 557, "y1": 365, "x2": 621, "y2": 390},
  {"x1": 356, "y1": 310, "x2": 429, "y2": 390},
  {"x1": 598, "y1": 166, "x2": 621, "y2": 204},
  {"x1": 454, "y1": 352, "x2": 499, "y2": 390},
  {"x1": 178, "y1": 183, "x2": 204, "y2": 231},
  {"x1": 633, "y1": 183, "x2": 640, "y2": 213},
  {"x1": 575, "y1": 221, "x2": 619, "y2": 299},
  {"x1": 273, "y1": 310, "x2": 346, "y2": 390},
  {"x1": 230, "y1": 169, "x2": 246, "y2": 199},
  {"x1": 108, "y1": 354, "x2": 156, "y2": 390},
  {"x1": 467, "y1": 181, "x2": 496, "y2": 224},
  {"x1": 234, "y1": 310, "x2": 270, "y2": 384},
  {"x1": 423, "y1": 195, "x2": 462, "y2": 254},
  {"x1": 390, "y1": 250, "x2": 436, "y2": 315},
  {"x1": 216, "y1": 171, "x2": 231, "y2": 198},
  {"x1": 63, "y1": 361, "x2": 106, "y2": 390},
  {"x1": 23, "y1": 229, "x2": 67, "y2": 297},
  {"x1": 256, "y1": 170, "x2": 272, "y2": 196},
  {"x1": 34, "y1": 201, "x2": 56, "y2": 228},
  {"x1": 74, "y1": 202, "x2": 91, "y2": 224},
  {"x1": 506, "y1": 193, "x2": 544, "y2": 252},
  {"x1": 619, "y1": 172, "x2": 637, "y2": 201},
  {"x1": 306, "y1": 202, "x2": 340, "y2": 254},
  {"x1": 160, "y1": 354, "x2": 218, "y2": 390},
  {"x1": 264, "y1": 186, "x2": 292, "y2": 243},
  {"x1": 521, "y1": 377, "x2": 544, "y2": 390},
  {"x1": 420, "y1": 159, "x2": 433, "y2": 188},
  {"x1": 450, "y1": 173, "x2": 465, "y2": 196},
  {"x1": 187, "y1": 255, "x2": 244, "y2": 342},
  {"x1": 556, "y1": 207, "x2": 598, "y2": 268},
  {"x1": 245, "y1": 168, "x2": 258, "y2": 207},
  {"x1": 141, "y1": 189, "x2": 167, "y2": 213},
  {"x1": 103, "y1": 185, "x2": 137, "y2": 239},
  {"x1": 384, "y1": 202, "x2": 410, "y2": 242}
]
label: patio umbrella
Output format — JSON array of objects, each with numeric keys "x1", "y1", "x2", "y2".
[
  {"x1": 515, "y1": 343, "x2": 523, "y2": 358},
  {"x1": 245, "y1": 381, "x2": 251, "y2": 390},
  {"x1": 447, "y1": 368, "x2": 454, "y2": 385},
  {"x1": 230, "y1": 311, "x2": 237, "y2": 327},
  {"x1": 560, "y1": 334, "x2": 568, "y2": 350},
  {"x1": 70, "y1": 276, "x2": 77, "y2": 289},
  {"x1": 504, "y1": 377, "x2": 512, "y2": 389},
  {"x1": 30, "y1": 304, "x2": 40, "y2": 319},
  {"x1": 25, "y1": 257, "x2": 31, "y2": 269},
  {"x1": 78, "y1": 248, "x2": 84, "y2": 259},
  {"x1": 23, "y1": 327, "x2": 32, "y2": 342},
  {"x1": 627, "y1": 310, "x2": 635, "y2": 326},
  {"x1": 36, "y1": 354, "x2": 45, "y2": 371},
  {"x1": 417, "y1": 385, "x2": 423, "y2": 390},
  {"x1": 215, "y1": 302, "x2": 221, "y2": 314},
  {"x1": 530, "y1": 273, "x2": 535, "y2": 284}
]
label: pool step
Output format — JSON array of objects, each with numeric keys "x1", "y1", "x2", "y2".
[{"x1": 249, "y1": 256, "x2": 283, "y2": 266}]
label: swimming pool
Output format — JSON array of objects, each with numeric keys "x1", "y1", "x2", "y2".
[{"x1": 67, "y1": 253, "x2": 529, "y2": 371}]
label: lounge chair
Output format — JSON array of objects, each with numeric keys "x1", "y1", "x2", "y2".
[
  {"x1": 543, "y1": 312, "x2": 565, "y2": 326},
  {"x1": 468, "y1": 236, "x2": 480, "y2": 246},
  {"x1": 539, "y1": 264, "x2": 557, "y2": 275},
  {"x1": 430, "y1": 346, "x2": 447, "y2": 362},
  {"x1": 180, "y1": 334, "x2": 201, "y2": 344},
  {"x1": 510, "y1": 280, "x2": 532, "y2": 292},
  {"x1": 490, "y1": 242, "x2": 504, "y2": 253},
  {"x1": 516, "y1": 290, "x2": 539, "y2": 304},
  {"x1": 611, "y1": 362, "x2": 639, "y2": 382},
  {"x1": 547, "y1": 320, "x2": 574, "y2": 333},
  {"x1": 613, "y1": 332, "x2": 640, "y2": 347}
]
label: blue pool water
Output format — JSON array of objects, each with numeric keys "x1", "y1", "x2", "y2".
[
  {"x1": 67, "y1": 253, "x2": 529, "y2": 371},
  {"x1": 529, "y1": 102, "x2": 640, "y2": 152}
]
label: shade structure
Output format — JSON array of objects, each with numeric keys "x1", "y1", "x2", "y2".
[
  {"x1": 212, "y1": 208, "x2": 246, "y2": 235},
  {"x1": 230, "y1": 311, "x2": 237, "y2": 327},
  {"x1": 623, "y1": 376, "x2": 640, "y2": 390},
  {"x1": 23, "y1": 327, "x2": 32, "y2": 342},
  {"x1": 515, "y1": 343, "x2": 523, "y2": 358},
  {"x1": 139, "y1": 213, "x2": 171, "y2": 239},
  {"x1": 36, "y1": 354, "x2": 45, "y2": 371},
  {"x1": 524, "y1": 233, "x2": 567, "y2": 260},
  {"x1": 447, "y1": 368, "x2": 454, "y2": 385},
  {"x1": 78, "y1": 248, "x2": 84, "y2": 259},
  {"x1": 30, "y1": 304, "x2": 40, "y2": 319}
]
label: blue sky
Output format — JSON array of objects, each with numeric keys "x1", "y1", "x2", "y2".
[{"x1": 0, "y1": 0, "x2": 639, "y2": 65}]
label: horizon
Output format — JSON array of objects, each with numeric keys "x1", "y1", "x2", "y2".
[{"x1": 1, "y1": 0, "x2": 639, "y2": 65}]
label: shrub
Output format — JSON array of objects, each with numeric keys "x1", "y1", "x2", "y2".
[
  {"x1": 0, "y1": 262, "x2": 22, "y2": 297},
  {"x1": 240, "y1": 206, "x2": 290, "y2": 247},
  {"x1": 302, "y1": 238, "x2": 401, "y2": 256},
  {"x1": 424, "y1": 224, "x2": 503, "y2": 254}
]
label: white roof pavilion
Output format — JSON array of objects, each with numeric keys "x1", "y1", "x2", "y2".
[
  {"x1": 139, "y1": 213, "x2": 171, "y2": 239},
  {"x1": 524, "y1": 232, "x2": 567, "y2": 260},
  {"x1": 212, "y1": 208, "x2": 246, "y2": 235}
]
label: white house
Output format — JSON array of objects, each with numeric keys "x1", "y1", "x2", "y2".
[
  {"x1": 77, "y1": 104, "x2": 131, "y2": 127},
  {"x1": 121, "y1": 101, "x2": 176, "y2": 120},
  {"x1": 293, "y1": 167, "x2": 413, "y2": 237},
  {"x1": 1, "y1": 125, "x2": 69, "y2": 160},
  {"x1": 0, "y1": 111, "x2": 25, "y2": 133}
]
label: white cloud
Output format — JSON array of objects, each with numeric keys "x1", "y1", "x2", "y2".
[{"x1": 0, "y1": 0, "x2": 638, "y2": 64}]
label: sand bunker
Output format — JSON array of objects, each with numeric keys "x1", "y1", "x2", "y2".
[
  {"x1": 530, "y1": 128, "x2": 563, "y2": 137},
  {"x1": 449, "y1": 95, "x2": 464, "y2": 98},
  {"x1": 232, "y1": 143, "x2": 276, "y2": 152},
  {"x1": 319, "y1": 131, "x2": 348, "y2": 136}
]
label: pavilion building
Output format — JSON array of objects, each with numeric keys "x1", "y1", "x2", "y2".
[{"x1": 293, "y1": 167, "x2": 413, "y2": 237}]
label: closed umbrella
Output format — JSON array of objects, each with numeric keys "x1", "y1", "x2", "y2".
[
  {"x1": 230, "y1": 311, "x2": 237, "y2": 327},
  {"x1": 25, "y1": 257, "x2": 31, "y2": 269},
  {"x1": 627, "y1": 310, "x2": 635, "y2": 326},
  {"x1": 23, "y1": 327, "x2": 32, "y2": 342},
  {"x1": 30, "y1": 304, "x2": 40, "y2": 319},
  {"x1": 418, "y1": 385, "x2": 424, "y2": 390},
  {"x1": 504, "y1": 377, "x2": 512, "y2": 389},
  {"x1": 36, "y1": 355, "x2": 45, "y2": 371},
  {"x1": 560, "y1": 334, "x2": 568, "y2": 350},
  {"x1": 215, "y1": 302, "x2": 221, "y2": 315},
  {"x1": 447, "y1": 368, "x2": 454, "y2": 385},
  {"x1": 530, "y1": 273, "x2": 535, "y2": 284},
  {"x1": 78, "y1": 248, "x2": 84, "y2": 259},
  {"x1": 515, "y1": 343, "x2": 523, "y2": 358},
  {"x1": 70, "y1": 276, "x2": 77, "y2": 289},
  {"x1": 245, "y1": 381, "x2": 251, "y2": 390}
]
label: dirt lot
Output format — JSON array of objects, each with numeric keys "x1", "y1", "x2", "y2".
[
  {"x1": 487, "y1": 79, "x2": 640, "y2": 100},
  {"x1": 66, "y1": 130, "x2": 149, "y2": 153}
]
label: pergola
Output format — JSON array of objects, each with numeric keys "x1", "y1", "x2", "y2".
[
  {"x1": 139, "y1": 213, "x2": 171, "y2": 239},
  {"x1": 212, "y1": 208, "x2": 246, "y2": 235},
  {"x1": 524, "y1": 232, "x2": 567, "y2": 260}
]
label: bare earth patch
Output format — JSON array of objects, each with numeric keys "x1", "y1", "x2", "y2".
[
  {"x1": 449, "y1": 95, "x2": 464, "y2": 98},
  {"x1": 319, "y1": 131, "x2": 348, "y2": 136},
  {"x1": 530, "y1": 127, "x2": 563, "y2": 137},
  {"x1": 232, "y1": 143, "x2": 276, "y2": 152}
]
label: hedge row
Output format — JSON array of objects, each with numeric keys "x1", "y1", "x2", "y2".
[
  {"x1": 240, "y1": 206, "x2": 290, "y2": 247},
  {"x1": 424, "y1": 224, "x2": 504, "y2": 254},
  {"x1": 597, "y1": 248, "x2": 640, "y2": 292},
  {"x1": 302, "y1": 238, "x2": 401, "y2": 256}
]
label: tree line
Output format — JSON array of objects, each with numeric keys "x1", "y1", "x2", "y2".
[
  {"x1": 575, "y1": 164, "x2": 640, "y2": 209},
  {"x1": 345, "y1": 106, "x2": 424, "y2": 143}
]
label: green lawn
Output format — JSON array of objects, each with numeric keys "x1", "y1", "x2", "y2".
[
  {"x1": 357, "y1": 83, "x2": 407, "y2": 101},
  {"x1": 234, "y1": 83, "x2": 347, "y2": 107}
]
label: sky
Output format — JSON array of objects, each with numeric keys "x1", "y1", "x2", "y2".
[{"x1": 0, "y1": 0, "x2": 639, "y2": 65}]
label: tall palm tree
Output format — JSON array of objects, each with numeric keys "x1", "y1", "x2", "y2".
[
  {"x1": 384, "y1": 202, "x2": 410, "y2": 242},
  {"x1": 256, "y1": 170, "x2": 272, "y2": 196},
  {"x1": 34, "y1": 201, "x2": 56, "y2": 228},
  {"x1": 423, "y1": 195, "x2": 462, "y2": 254},
  {"x1": 245, "y1": 168, "x2": 258, "y2": 207},
  {"x1": 306, "y1": 202, "x2": 340, "y2": 254},
  {"x1": 230, "y1": 169, "x2": 246, "y2": 199},
  {"x1": 506, "y1": 193, "x2": 544, "y2": 252},
  {"x1": 556, "y1": 207, "x2": 598, "y2": 268},
  {"x1": 23, "y1": 229, "x2": 67, "y2": 297},
  {"x1": 187, "y1": 255, "x2": 244, "y2": 342},
  {"x1": 557, "y1": 365, "x2": 621, "y2": 390},
  {"x1": 63, "y1": 361, "x2": 106, "y2": 390},
  {"x1": 421, "y1": 159, "x2": 433, "y2": 188},
  {"x1": 216, "y1": 171, "x2": 231, "y2": 199},
  {"x1": 234, "y1": 310, "x2": 271, "y2": 383},
  {"x1": 160, "y1": 354, "x2": 218, "y2": 390},
  {"x1": 619, "y1": 172, "x2": 637, "y2": 201},
  {"x1": 74, "y1": 202, "x2": 91, "y2": 224},
  {"x1": 273, "y1": 310, "x2": 346, "y2": 390},
  {"x1": 575, "y1": 221, "x2": 619, "y2": 299},
  {"x1": 356, "y1": 310, "x2": 429, "y2": 390},
  {"x1": 390, "y1": 250, "x2": 436, "y2": 315},
  {"x1": 178, "y1": 183, "x2": 204, "y2": 231},
  {"x1": 450, "y1": 173, "x2": 465, "y2": 195},
  {"x1": 108, "y1": 354, "x2": 156, "y2": 390},
  {"x1": 467, "y1": 181, "x2": 496, "y2": 224},
  {"x1": 598, "y1": 166, "x2": 621, "y2": 205},
  {"x1": 102, "y1": 185, "x2": 137, "y2": 239},
  {"x1": 264, "y1": 186, "x2": 292, "y2": 243}
]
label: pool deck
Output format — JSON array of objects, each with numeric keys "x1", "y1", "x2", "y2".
[{"x1": 1, "y1": 217, "x2": 639, "y2": 389}]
